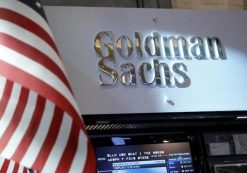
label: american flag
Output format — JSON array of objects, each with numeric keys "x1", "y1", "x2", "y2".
[
  {"x1": 0, "y1": 157, "x2": 34, "y2": 173},
  {"x1": 0, "y1": 0, "x2": 95, "y2": 172}
]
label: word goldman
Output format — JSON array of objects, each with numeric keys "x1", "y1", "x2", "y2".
[{"x1": 94, "y1": 31, "x2": 226, "y2": 87}]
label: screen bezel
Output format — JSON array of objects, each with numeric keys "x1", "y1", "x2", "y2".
[{"x1": 84, "y1": 111, "x2": 247, "y2": 125}]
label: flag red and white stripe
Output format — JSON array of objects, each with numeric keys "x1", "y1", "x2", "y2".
[
  {"x1": 0, "y1": 156, "x2": 36, "y2": 173},
  {"x1": 0, "y1": 0, "x2": 95, "y2": 172}
]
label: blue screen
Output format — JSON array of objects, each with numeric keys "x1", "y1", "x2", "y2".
[{"x1": 96, "y1": 142, "x2": 194, "y2": 173}]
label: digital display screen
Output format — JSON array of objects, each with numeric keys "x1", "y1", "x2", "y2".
[{"x1": 96, "y1": 142, "x2": 194, "y2": 173}]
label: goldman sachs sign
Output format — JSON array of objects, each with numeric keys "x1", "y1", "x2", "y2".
[
  {"x1": 94, "y1": 32, "x2": 226, "y2": 88},
  {"x1": 45, "y1": 7, "x2": 247, "y2": 114}
]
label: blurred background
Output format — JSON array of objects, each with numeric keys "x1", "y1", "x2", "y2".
[{"x1": 41, "y1": 0, "x2": 247, "y2": 10}]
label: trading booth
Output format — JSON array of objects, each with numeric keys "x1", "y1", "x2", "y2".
[{"x1": 45, "y1": 6, "x2": 247, "y2": 173}]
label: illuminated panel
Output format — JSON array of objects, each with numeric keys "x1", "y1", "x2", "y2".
[{"x1": 96, "y1": 142, "x2": 194, "y2": 173}]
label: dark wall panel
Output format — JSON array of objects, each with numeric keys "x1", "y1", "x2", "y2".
[
  {"x1": 158, "y1": 0, "x2": 172, "y2": 8},
  {"x1": 41, "y1": 0, "x2": 172, "y2": 8},
  {"x1": 41, "y1": 0, "x2": 138, "y2": 7},
  {"x1": 143, "y1": 0, "x2": 158, "y2": 8}
]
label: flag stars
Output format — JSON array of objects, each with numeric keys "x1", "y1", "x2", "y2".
[{"x1": 35, "y1": 1, "x2": 42, "y2": 8}]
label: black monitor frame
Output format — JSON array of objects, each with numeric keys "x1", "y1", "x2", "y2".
[{"x1": 83, "y1": 111, "x2": 247, "y2": 125}]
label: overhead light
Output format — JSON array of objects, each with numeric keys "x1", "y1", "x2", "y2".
[
  {"x1": 237, "y1": 116, "x2": 247, "y2": 119},
  {"x1": 111, "y1": 137, "x2": 130, "y2": 145}
]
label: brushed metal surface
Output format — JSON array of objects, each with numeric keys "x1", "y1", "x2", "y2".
[{"x1": 45, "y1": 7, "x2": 247, "y2": 115}]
